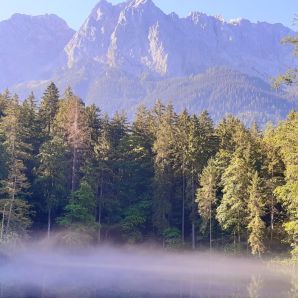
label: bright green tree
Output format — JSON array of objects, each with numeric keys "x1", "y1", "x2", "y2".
[
  {"x1": 196, "y1": 158, "x2": 218, "y2": 249},
  {"x1": 247, "y1": 172, "x2": 266, "y2": 256},
  {"x1": 217, "y1": 155, "x2": 251, "y2": 247}
]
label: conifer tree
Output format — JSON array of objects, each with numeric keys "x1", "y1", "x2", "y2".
[
  {"x1": 39, "y1": 82, "x2": 60, "y2": 135},
  {"x1": 20, "y1": 93, "x2": 42, "y2": 183},
  {"x1": 0, "y1": 96, "x2": 30, "y2": 238},
  {"x1": 37, "y1": 136, "x2": 69, "y2": 237},
  {"x1": 273, "y1": 112, "x2": 298, "y2": 258},
  {"x1": 153, "y1": 104, "x2": 177, "y2": 242},
  {"x1": 217, "y1": 155, "x2": 251, "y2": 246},
  {"x1": 247, "y1": 172, "x2": 266, "y2": 256},
  {"x1": 59, "y1": 181, "x2": 96, "y2": 227},
  {"x1": 0, "y1": 90, "x2": 11, "y2": 119},
  {"x1": 262, "y1": 124, "x2": 285, "y2": 243},
  {"x1": 196, "y1": 158, "x2": 218, "y2": 249},
  {"x1": 54, "y1": 89, "x2": 90, "y2": 192},
  {"x1": 176, "y1": 110, "x2": 191, "y2": 244}
]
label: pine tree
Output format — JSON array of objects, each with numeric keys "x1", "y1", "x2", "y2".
[
  {"x1": 247, "y1": 172, "x2": 266, "y2": 256},
  {"x1": 262, "y1": 124, "x2": 284, "y2": 244},
  {"x1": 273, "y1": 111, "x2": 298, "y2": 258},
  {"x1": 176, "y1": 110, "x2": 191, "y2": 244},
  {"x1": 39, "y1": 82, "x2": 60, "y2": 135},
  {"x1": 37, "y1": 136, "x2": 69, "y2": 237},
  {"x1": 0, "y1": 96, "x2": 30, "y2": 239},
  {"x1": 217, "y1": 155, "x2": 251, "y2": 247},
  {"x1": 153, "y1": 104, "x2": 177, "y2": 242},
  {"x1": 20, "y1": 93, "x2": 42, "y2": 184},
  {"x1": 196, "y1": 158, "x2": 218, "y2": 249},
  {"x1": 0, "y1": 90, "x2": 11, "y2": 119},
  {"x1": 54, "y1": 90, "x2": 90, "y2": 192},
  {"x1": 59, "y1": 181, "x2": 96, "y2": 227}
]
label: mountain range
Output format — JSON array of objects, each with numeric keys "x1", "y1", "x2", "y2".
[{"x1": 0, "y1": 0, "x2": 297, "y2": 124}]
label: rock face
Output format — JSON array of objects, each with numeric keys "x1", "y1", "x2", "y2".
[
  {"x1": 1, "y1": 0, "x2": 297, "y2": 123},
  {"x1": 65, "y1": 0, "x2": 296, "y2": 79},
  {"x1": 0, "y1": 13, "x2": 74, "y2": 90}
]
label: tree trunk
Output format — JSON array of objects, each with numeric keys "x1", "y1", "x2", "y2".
[
  {"x1": 181, "y1": 165, "x2": 185, "y2": 245},
  {"x1": 191, "y1": 168, "x2": 196, "y2": 250},
  {"x1": 71, "y1": 146, "x2": 77, "y2": 192},
  {"x1": 0, "y1": 204, "x2": 6, "y2": 241},
  {"x1": 47, "y1": 206, "x2": 51, "y2": 239},
  {"x1": 71, "y1": 99, "x2": 79, "y2": 193},
  {"x1": 192, "y1": 222, "x2": 195, "y2": 249},
  {"x1": 270, "y1": 196, "x2": 274, "y2": 242},
  {"x1": 209, "y1": 204, "x2": 212, "y2": 250},
  {"x1": 98, "y1": 175, "x2": 103, "y2": 243},
  {"x1": 6, "y1": 175, "x2": 16, "y2": 235}
]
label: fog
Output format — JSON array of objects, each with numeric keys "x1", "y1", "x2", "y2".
[{"x1": 0, "y1": 243, "x2": 296, "y2": 298}]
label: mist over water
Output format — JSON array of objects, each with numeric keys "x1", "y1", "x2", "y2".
[{"x1": 0, "y1": 244, "x2": 296, "y2": 298}]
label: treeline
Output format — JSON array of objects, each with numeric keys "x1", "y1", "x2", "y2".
[{"x1": 0, "y1": 83, "x2": 297, "y2": 257}]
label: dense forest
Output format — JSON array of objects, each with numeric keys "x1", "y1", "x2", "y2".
[{"x1": 0, "y1": 82, "x2": 297, "y2": 259}]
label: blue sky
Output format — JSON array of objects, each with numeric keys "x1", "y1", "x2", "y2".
[{"x1": 0, "y1": 0, "x2": 297, "y2": 30}]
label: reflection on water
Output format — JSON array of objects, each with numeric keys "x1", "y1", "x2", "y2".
[{"x1": 0, "y1": 246, "x2": 296, "y2": 298}]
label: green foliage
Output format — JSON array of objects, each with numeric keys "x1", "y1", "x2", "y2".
[
  {"x1": 196, "y1": 158, "x2": 218, "y2": 222},
  {"x1": 0, "y1": 83, "x2": 296, "y2": 257},
  {"x1": 121, "y1": 201, "x2": 151, "y2": 243},
  {"x1": 163, "y1": 227, "x2": 182, "y2": 248},
  {"x1": 59, "y1": 181, "x2": 96, "y2": 227},
  {"x1": 217, "y1": 155, "x2": 251, "y2": 240},
  {"x1": 247, "y1": 172, "x2": 266, "y2": 256},
  {"x1": 0, "y1": 199, "x2": 32, "y2": 244}
]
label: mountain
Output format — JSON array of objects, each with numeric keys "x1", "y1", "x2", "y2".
[
  {"x1": 1, "y1": 0, "x2": 298, "y2": 123},
  {"x1": 0, "y1": 13, "x2": 74, "y2": 90},
  {"x1": 65, "y1": 0, "x2": 295, "y2": 79}
]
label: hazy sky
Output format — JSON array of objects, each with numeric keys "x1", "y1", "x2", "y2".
[{"x1": 0, "y1": 0, "x2": 297, "y2": 30}]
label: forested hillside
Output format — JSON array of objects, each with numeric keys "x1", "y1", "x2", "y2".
[{"x1": 0, "y1": 84, "x2": 297, "y2": 258}]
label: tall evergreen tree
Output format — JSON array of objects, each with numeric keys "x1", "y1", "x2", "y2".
[
  {"x1": 37, "y1": 136, "x2": 69, "y2": 237},
  {"x1": 39, "y1": 82, "x2": 60, "y2": 135},
  {"x1": 273, "y1": 112, "x2": 298, "y2": 258},
  {"x1": 54, "y1": 90, "x2": 90, "y2": 192},
  {"x1": 153, "y1": 104, "x2": 177, "y2": 243},
  {"x1": 196, "y1": 158, "x2": 218, "y2": 249},
  {"x1": 217, "y1": 155, "x2": 251, "y2": 246},
  {"x1": 247, "y1": 172, "x2": 266, "y2": 256},
  {"x1": 0, "y1": 96, "x2": 31, "y2": 238}
]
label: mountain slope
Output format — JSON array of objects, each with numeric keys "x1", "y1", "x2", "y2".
[
  {"x1": 13, "y1": 67, "x2": 297, "y2": 125},
  {"x1": 1, "y1": 0, "x2": 298, "y2": 124},
  {"x1": 0, "y1": 13, "x2": 74, "y2": 90}
]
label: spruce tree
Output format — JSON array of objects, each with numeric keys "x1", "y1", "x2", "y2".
[
  {"x1": 274, "y1": 112, "x2": 298, "y2": 258},
  {"x1": 196, "y1": 158, "x2": 218, "y2": 249},
  {"x1": 37, "y1": 136, "x2": 69, "y2": 237},
  {"x1": 247, "y1": 172, "x2": 266, "y2": 256},
  {"x1": 0, "y1": 96, "x2": 30, "y2": 239},
  {"x1": 153, "y1": 104, "x2": 177, "y2": 242},
  {"x1": 217, "y1": 154, "x2": 251, "y2": 247},
  {"x1": 54, "y1": 90, "x2": 90, "y2": 192},
  {"x1": 39, "y1": 82, "x2": 60, "y2": 135}
]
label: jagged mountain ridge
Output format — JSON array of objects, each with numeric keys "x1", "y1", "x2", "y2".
[
  {"x1": 1, "y1": 0, "x2": 297, "y2": 123},
  {"x1": 65, "y1": 0, "x2": 296, "y2": 79}
]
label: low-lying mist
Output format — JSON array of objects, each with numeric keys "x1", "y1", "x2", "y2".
[{"x1": 0, "y1": 240, "x2": 296, "y2": 298}]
